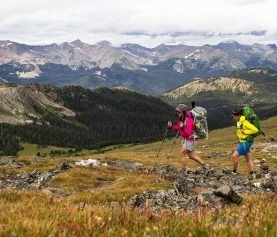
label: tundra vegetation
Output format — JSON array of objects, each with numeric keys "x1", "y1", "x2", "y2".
[{"x1": 0, "y1": 116, "x2": 277, "y2": 236}]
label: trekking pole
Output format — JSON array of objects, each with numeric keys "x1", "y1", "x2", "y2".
[
  {"x1": 156, "y1": 127, "x2": 169, "y2": 158},
  {"x1": 167, "y1": 129, "x2": 180, "y2": 159}
]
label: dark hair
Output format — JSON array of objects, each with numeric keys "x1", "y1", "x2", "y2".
[{"x1": 232, "y1": 109, "x2": 242, "y2": 116}]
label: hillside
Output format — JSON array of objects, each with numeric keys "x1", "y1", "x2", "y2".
[
  {"x1": 1, "y1": 114, "x2": 277, "y2": 236},
  {"x1": 160, "y1": 68, "x2": 277, "y2": 129},
  {"x1": 0, "y1": 83, "x2": 75, "y2": 124},
  {"x1": 0, "y1": 83, "x2": 176, "y2": 155},
  {"x1": 229, "y1": 67, "x2": 277, "y2": 85}
]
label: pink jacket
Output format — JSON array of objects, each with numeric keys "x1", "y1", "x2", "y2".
[{"x1": 171, "y1": 111, "x2": 197, "y2": 141}]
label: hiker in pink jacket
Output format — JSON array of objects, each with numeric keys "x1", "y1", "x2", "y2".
[{"x1": 167, "y1": 104, "x2": 210, "y2": 175}]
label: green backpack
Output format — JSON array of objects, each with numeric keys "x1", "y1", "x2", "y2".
[{"x1": 241, "y1": 106, "x2": 265, "y2": 141}]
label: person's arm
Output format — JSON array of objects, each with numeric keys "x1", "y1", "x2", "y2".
[
  {"x1": 171, "y1": 121, "x2": 180, "y2": 131},
  {"x1": 168, "y1": 120, "x2": 180, "y2": 131},
  {"x1": 242, "y1": 120, "x2": 259, "y2": 135},
  {"x1": 179, "y1": 118, "x2": 194, "y2": 137}
]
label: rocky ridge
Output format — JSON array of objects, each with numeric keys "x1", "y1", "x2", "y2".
[
  {"x1": 1, "y1": 138, "x2": 277, "y2": 213},
  {"x1": 162, "y1": 77, "x2": 260, "y2": 99}
]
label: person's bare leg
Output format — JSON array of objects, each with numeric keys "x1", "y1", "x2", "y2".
[
  {"x1": 232, "y1": 151, "x2": 240, "y2": 171},
  {"x1": 180, "y1": 147, "x2": 187, "y2": 168},
  {"x1": 188, "y1": 150, "x2": 204, "y2": 166},
  {"x1": 245, "y1": 152, "x2": 254, "y2": 172}
]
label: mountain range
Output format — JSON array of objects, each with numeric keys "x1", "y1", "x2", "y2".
[
  {"x1": 1, "y1": 38, "x2": 277, "y2": 155},
  {"x1": 1, "y1": 39, "x2": 277, "y2": 95},
  {"x1": 0, "y1": 66, "x2": 277, "y2": 156}
]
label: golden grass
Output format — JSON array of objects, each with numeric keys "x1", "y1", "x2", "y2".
[
  {"x1": 0, "y1": 116, "x2": 277, "y2": 236},
  {"x1": 1, "y1": 191, "x2": 277, "y2": 236}
]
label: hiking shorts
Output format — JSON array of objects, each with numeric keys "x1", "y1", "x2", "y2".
[
  {"x1": 237, "y1": 141, "x2": 253, "y2": 156},
  {"x1": 182, "y1": 139, "x2": 198, "y2": 151}
]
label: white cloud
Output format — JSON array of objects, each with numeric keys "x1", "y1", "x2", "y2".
[{"x1": 0, "y1": 0, "x2": 276, "y2": 47}]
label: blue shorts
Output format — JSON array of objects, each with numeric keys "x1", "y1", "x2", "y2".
[{"x1": 236, "y1": 141, "x2": 253, "y2": 156}]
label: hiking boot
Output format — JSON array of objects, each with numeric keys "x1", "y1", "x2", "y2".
[
  {"x1": 249, "y1": 172, "x2": 256, "y2": 180},
  {"x1": 177, "y1": 168, "x2": 187, "y2": 177},
  {"x1": 203, "y1": 164, "x2": 211, "y2": 176},
  {"x1": 203, "y1": 164, "x2": 211, "y2": 170}
]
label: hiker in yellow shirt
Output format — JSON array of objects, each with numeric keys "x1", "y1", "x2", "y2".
[{"x1": 231, "y1": 109, "x2": 258, "y2": 177}]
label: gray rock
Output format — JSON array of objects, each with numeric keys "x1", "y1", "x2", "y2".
[{"x1": 213, "y1": 185, "x2": 243, "y2": 204}]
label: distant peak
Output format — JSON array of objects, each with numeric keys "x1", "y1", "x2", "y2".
[
  {"x1": 267, "y1": 44, "x2": 277, "y2": 49},
  {"x1": 70, "y1": 39, "x2": 86, "y2": 47},
  {"x1": 96, "y1": 40, "x2": 111, "y2": 46},
  {"x1": 153, "y1": 43, "x2": 170, "y2": 51},
  {"x1": 155, "y1": 43, "x2": 166, "y2": 48},
  {"x1": 71, "y1": 39, "x2": 83, "y2": 44}
]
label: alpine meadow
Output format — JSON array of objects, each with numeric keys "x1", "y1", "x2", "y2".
[
  {"x1": 0, "y1": 115, "x2": 277, "y2": 236},
  {"x1": 1, "y1": 41, "x2": 277, "y2": 235}
]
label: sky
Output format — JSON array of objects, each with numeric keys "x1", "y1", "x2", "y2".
[{"x1": 1, "y1": 0, "x2": 277, "y2": 48}]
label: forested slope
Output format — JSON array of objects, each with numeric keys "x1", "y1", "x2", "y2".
[{"x1": 0, "y1": 85, "x2": 176, "y2": 155}]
